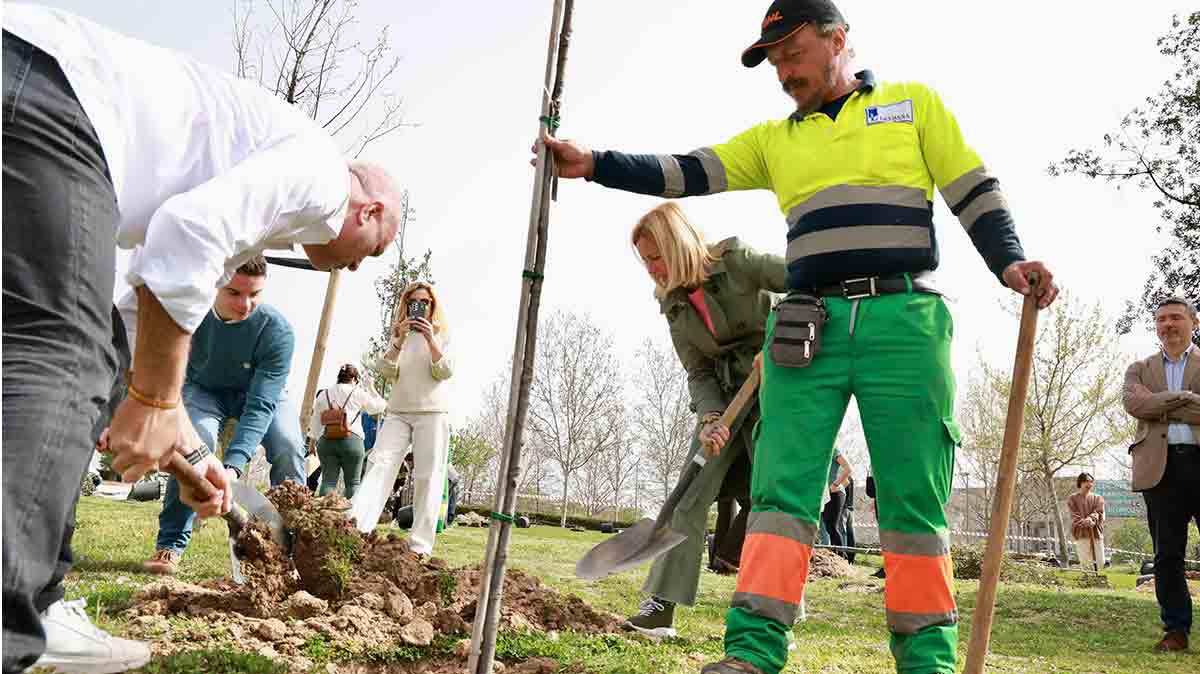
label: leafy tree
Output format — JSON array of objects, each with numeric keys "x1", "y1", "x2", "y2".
[
  {"x1": 968, "y1": 296, "x2": 1131, "y2": 562},
  {"x1": 1049, "y1": 12, "x2": 1199, "y2": 333}
]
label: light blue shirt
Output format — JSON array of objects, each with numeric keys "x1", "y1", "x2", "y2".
[{"x1": 1164, "y1": 344, "x2": 1197, "y2": 445}]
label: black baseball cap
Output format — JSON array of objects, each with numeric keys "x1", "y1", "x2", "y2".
[{"x1": 741, "y1": 0, "x2": 848, "y2": 68}]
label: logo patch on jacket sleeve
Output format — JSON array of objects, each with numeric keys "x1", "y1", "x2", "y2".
[{"x1": 865, "y1": 99, "x2": 914, "y2": 125}]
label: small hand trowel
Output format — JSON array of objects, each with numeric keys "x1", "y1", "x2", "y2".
[
  {"x1": 575, "y1": 362, "x2": 761, "y2": 580},
  {"x1": 164, "y1": 453, "x2": 291, "y2": 583}
]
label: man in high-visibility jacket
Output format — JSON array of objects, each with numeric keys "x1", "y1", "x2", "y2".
[{"x1": 537, "y1": 1, "x2": 1060, "y2": 673}]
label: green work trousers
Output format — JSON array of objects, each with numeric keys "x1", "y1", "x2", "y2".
[
  {"x1": 317, "y1": 435, "x2": 366, "y2": 499},
  {"x1": 642, "y1": 402, "x2": 758, "y2": 606},
  {"x1": 725, "y1": 289, "x2": 960, "y2": 674}
]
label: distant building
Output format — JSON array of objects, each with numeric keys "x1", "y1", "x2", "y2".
[{"x1": 1092, "y1": 479, "x2": 1144, "y2": 518}]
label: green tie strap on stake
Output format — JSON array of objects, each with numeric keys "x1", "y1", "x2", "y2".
[
  {"x1": 467, "y1": 2, "x2": 575, "y2": 673},
  {"x1": 489, "y1": 511, "x2": 515, "y2": 524}
]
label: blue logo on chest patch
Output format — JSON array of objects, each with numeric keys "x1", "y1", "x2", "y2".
[{"x1": 865, "y1": 99, "x2": 914, "y2": 125}]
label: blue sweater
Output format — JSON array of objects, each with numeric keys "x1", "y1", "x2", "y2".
[{"x1": 187, "y1": 304, "x2": 295, "y2": 473}]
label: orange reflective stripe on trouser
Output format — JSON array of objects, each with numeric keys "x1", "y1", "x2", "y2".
[
  {"x1": 881, "y1": 530, "x2": 958, "y2": 633},
  {"x1": 730, "y1": 511, "x2": 817, "y2": 625}
]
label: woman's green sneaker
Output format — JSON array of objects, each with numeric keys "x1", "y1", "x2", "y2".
[{"x1": 622, "y1": 596, "x2": 677, "y2": 638}]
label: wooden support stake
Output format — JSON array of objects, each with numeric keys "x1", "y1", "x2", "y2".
[
  {"x1": 467, "y1": 2, "x2": 573, "y2": 673},
  {"x1": 299, "y1": 269, "x2": 342, "y2": 445}
]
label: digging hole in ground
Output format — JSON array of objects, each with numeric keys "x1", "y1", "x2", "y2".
[{"x1": 123, "y1": 482, "x2": 621, "y2": 672}]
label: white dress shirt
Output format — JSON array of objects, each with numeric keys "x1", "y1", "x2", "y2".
[
  {"x1": 1164, "y1": 343, "x2": 1197, "y2": 446},
  {"x1": 5, "y1": 5, "x2": 349, "y2": 335}
]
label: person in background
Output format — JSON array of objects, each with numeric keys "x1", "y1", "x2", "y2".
[
  {"x1": 1067, "y1": 472, "x2": 1106, "y2": 572},
  {"x1": 350, "y1": 281, "x2": 453, "y2": 554},
  {"x1": 143, "y1": 257, "x2": 306, "y2": 576},
  {"x1": 445, "y1": 462, "x2": 460, "y2": 526},
  {"x1": 842, "y1": 476, "x2": 857, "y2": 563},
  {"x1": 362, "y1": 412, "x2": 380, "y2": 451},
  {"x1": 819, "y1": 449, "x2": 852, "y2": 552},
  {"x1": 1122, "y1": 295, "x2": 1200, "y2": 652},
  {"x1": 308, "y1": 364, "x2": 387, "y2": 498},
  {"x1": 307, "y1": 388, "x2": 327, "y2": 493},
  {"x1": 623, "y1": 202, "x2": 786, "y2": 639},
  {"x1": 865, "y1": 474, "x2": 884, "y2": 578}
]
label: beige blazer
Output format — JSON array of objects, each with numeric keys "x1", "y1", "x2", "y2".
[{"x1": 1122, "y1": 347, "x2": 1200, "y2": 491}]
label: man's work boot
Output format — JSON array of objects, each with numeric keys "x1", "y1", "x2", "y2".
[
  {"x1": 141, "y1": 549, "x2": 181, "y2": 575},
  {"x1": 1154, "y1": 631, "x2": 1189, "y2": 652},
  {"x1": 622, "y1": 596, "x2": 676, "y2": 639},
  {"x1": 700, "y1": 657, "x2": 765, "y2": 674},
  {"x1": 33, "y1": 598, "x2": 151, "y2": 673}
]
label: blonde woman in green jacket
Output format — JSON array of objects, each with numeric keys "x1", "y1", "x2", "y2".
[{"x1": 625, "y1": 202, "x2": 786, "y2": 638}]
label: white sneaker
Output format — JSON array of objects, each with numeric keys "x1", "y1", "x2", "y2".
[{"x1": 33, "y1": 599, "x2": 151, "y2": 673}]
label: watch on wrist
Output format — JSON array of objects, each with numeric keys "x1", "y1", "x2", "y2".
[{"x1": 182, "y1": 443, "x2": 211, "y2": 466}]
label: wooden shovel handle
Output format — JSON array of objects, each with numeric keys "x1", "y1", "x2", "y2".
[
  {"x1": 161, "y1": 451, "x2": 249, "y2": 528},
  {"x1": 163, "y1": 451, "x2": 218, "y2": 500},
  {"x1": 965, "y1": 273, "x2": 1042, "y2": 674},
  {"x1": 704, "y1": 359, "x2": 762, "y2": 453}
]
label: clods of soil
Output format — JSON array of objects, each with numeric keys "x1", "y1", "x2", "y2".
[
  {"x1": 808, "y1": 548, "x2": 856, "y2": 579},
  {"x1": 123, "y1": 482, "x2": 619, "y2": 672}
]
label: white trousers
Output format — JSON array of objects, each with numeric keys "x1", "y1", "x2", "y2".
[
  {"x1": 350, "y1": 411, "x2": 449, "y2": 554},
  {"x1": 1074, "y1": 533, "x2": 1105, "y2": 570}
]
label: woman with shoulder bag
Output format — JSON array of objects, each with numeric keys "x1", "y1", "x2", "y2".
[
  {"x1": 349, "y1": 281, "x2": 453, "y2": 555},
  {"x1": 624, "y1": 202, "x2": 787, "y2": 639},
  {"x1": 308, "y1": 364, "x2": 386, "y2": 498}
]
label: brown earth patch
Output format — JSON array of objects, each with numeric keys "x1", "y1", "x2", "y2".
[{"x1": 123, "y1": 482, "x2": 618, "y2": 672}]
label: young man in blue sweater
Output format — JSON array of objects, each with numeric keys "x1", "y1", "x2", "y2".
[{"x1": 143, "y1": 256, "x2": 305, "y2": 574}]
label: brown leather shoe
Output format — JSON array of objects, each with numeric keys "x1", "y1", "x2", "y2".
[
  {"x1": 1154, "y1": 631, "x2": 1189, "y2": 652},
  {"x1": 142, "y1": 549, "x2": 181, "y2": 575}
]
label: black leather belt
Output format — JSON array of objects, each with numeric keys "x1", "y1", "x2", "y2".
[
  {"x1": 1167, "y1": 443, "x2": 1199, "y2": 453},
  {"x1": 812, "y1": 273, "x2": 938, "y2": 300}
]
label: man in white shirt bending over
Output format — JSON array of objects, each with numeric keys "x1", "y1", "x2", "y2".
[{"x1": 2, "y1": 6, "x2": 402, "y2": 673}]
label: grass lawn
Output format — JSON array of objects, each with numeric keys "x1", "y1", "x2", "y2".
[{"x1": 65, "y1": 496, "x2": 1197, "y2": 673}]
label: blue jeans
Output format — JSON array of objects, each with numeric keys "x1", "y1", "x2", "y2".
[
  {"x1": 2, "y1": 32, "x2": 120, "y2": 673},
  {"x1": 155, "y1": 384, "x2": 305, "y2": 553}
]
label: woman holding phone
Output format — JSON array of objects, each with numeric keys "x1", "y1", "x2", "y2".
[
  {"x1": 623, "y1": 202, "x2": 786, "y2": 638},
  {"x1": 349, "y1": 281, "x2": 454, "y2": 555}
]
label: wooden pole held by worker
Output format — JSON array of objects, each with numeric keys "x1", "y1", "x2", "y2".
[{"x1": 964, "y1": 276, "x2": 1041, "y2": 674}]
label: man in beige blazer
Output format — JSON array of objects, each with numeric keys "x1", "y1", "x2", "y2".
[{"x1": 1123, "y1": 295, "x2": 1200, "y2": 652}]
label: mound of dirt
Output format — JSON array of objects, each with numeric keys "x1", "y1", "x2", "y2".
[
  {"x1": 123, "y1": 482, "x2": 618, "y2": 672},
  {"x1": 809, "y1": 548, "x2": 856, "y2": 579}
]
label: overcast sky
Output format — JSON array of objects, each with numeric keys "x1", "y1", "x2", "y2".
[{"x1": 25, "y1": 1, "x2": 1190, "y2": 477}]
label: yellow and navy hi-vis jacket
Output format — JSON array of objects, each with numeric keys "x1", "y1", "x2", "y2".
[{"x1": 590, "y1": 70, "x2": 1025, "y2": 290}]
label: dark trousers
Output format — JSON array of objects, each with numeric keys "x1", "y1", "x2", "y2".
[
  {"x1": 821, "y1": 489, "x2": 848, "y2": 551},
  {"x1": 33, "y1": 308, "x2": 129, "y2": 616},
  {"x1": 843, "y1": 509, "x2": 857, "y2": 563},
  {"x1": 2, "y1": 32, "x2": 120, "y2": 674},
  {"x1": 1143, "y1": 445, "x2": 1200, "y2": 635},
  {"x1": 712, "y1": 448, "x2": 751, "y2": 566}
]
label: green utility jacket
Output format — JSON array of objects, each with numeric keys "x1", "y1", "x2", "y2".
[{"x1": 659, "y1": 237, "x2": 786, "y2": 418}]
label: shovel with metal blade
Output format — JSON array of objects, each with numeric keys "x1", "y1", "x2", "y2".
[
  {"x1": 576, "y1": 361, "x2": 761, "y2": 580},
  {"x1": 163, "y1": 453, "x2": 290, "y2": 584}
]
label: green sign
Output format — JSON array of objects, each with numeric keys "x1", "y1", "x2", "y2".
[{"x1": 1093, "y1": 480, "x2": 1144, "y2": 518}]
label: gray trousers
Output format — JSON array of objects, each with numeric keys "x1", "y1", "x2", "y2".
[
  {"x1": 642, "y1": 403, "x2": 758, "y2": 606},
  {"x1": 2, "y1": 31, "x2": 120, "y2": 673}
]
